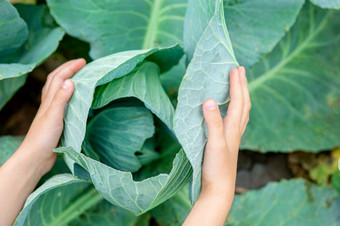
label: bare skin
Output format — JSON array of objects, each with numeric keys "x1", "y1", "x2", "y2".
[
  {"x1": 184, "y1": 67, "x2": 251, "y2": 225},
  {"x1": 0, "y1": 62, "x2": 250, "y2": 226},
  {"x1": 0, "y1": 59, "x2": 86, "y2": 226}
]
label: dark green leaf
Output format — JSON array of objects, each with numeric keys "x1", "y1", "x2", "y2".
[
  {"x1": 184, "y1": 0, "x2": 304, "y2": 67},
  {"x1": 84, "y1": 106, "x2": 155, "y2": 172},
  {"x1": 226, "y1": 179, "x2": 340, "y2": 225},
  {"x1": 241, "y1": 4, "x2": 340, "y2": 152},
  {"x1": 47, "y1": 0, "x2": 187, "y2": 59},
  {"x1": 0, "y1": 136, "x2": 23, "y2": 166},
  {"x1": 0, "y1": 4, "x2": 64, "y2": 110},
  {"x1": 0, "y1": 0, "x2": 28, "y2": 58}
]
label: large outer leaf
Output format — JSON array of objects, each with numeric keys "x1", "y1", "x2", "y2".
[
  {"x1": 184, "y1": 0, "x2": 304, "y2": 67},
  {"x1": 224, "y1": 0, "x2": 304, "y2": 67},
  {"x1": 0, "y1": 136, "x2": 23, "y2": 166},
  {"x1": 0, "y1": 4, "x2": 64, "y2": 110},
  {"x1": 0, "y1": 0, "x2": 28, "y2": 58},
  {"x1": 241, "y1": 4, "x2": 340, "y2": 152},
  {"x1": 92, "y1": 61, "x2": 174, "y2": 130},
  {"x1": 56, "y1": 147, "x2": 191, "y2": 215},
  {"x1": 226, "y1": 179, "x2": 340, "y2": 225},
  {"x1": 310, "y1": 0, "x2": 340, "y2": 9},
  {"x1": 174, "y1": 0, "x2": 238, "y2": 202},
  {"x1": 84, "y1": 106, "x2": 155, "y2": 172},
  {"x1": 47, "y1": 0, "x2": 187, "y2": 59},
  {"x1": 15, "y1": 174, "x2": 151, "y2": 225},
  {"x1": 15, "y1": 174, "x2": 103, "y2": 226}
]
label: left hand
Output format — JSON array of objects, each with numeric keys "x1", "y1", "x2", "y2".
[
  {"x1": 0, "y1": 59, "x2": 86, "y2": 226},
  {"x1": 18, "y1": 58, "x2": 86, "y2": 175}
]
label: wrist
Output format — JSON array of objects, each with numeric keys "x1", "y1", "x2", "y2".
[
  {"x1": 200, "y1": 182, "x2": 235, "y2": 204},
  {"x1": 16, "y1": 145, "x2": 56, "y2": 177}
]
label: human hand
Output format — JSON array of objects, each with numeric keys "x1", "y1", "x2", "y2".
[
  {"x1": 184, "y1": 66, "x2": 251, "y2": 225},
  {"x1": 18, "y1": 59, "x2": 86, "y2": 175},
  {"x1": 201, "y1": 66, "x2": 250, "y2": 195},
  {"x1": 0, "y1": 59, "x2": 86, "y2": 226}
]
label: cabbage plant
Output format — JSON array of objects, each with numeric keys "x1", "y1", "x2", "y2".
[{"x1": 0, "y1": 0, "x2": 338, "y2": 224}]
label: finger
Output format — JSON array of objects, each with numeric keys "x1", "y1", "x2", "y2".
[
  {"x1": 223, "y1": 68, "x2": 244, "y2": 133},
  {"x1": 46, "y1": 79, "x2": 74, "y2": 122},
  {"x1": 43, "y1": 59, "x2": 85, "y2": 107},
  {"x1": 42, "y1": 60, "x2": 79, "y2": 100},
  {"x1": 241, "y1": 115, "x2": 249, "y2": 135},
  {"x1": 203, "y1": 99, "x2": 225, "y2": 144},
  {"x1": 238, "y1": 66, "x2": 251, "y2": 129}
]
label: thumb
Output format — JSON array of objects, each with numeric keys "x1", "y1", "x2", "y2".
[
  {"x1": 47, "y1": 79, "x2": 74, "y2": 120},
  {"x1": 203, "y1": 99, "x2": 225, "y2": 143}
]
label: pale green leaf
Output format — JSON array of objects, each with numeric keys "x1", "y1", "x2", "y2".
[
  {"x1": 15, "y1": 174, "x2": 103, "y2": 226},
  {"x1": 56, "y1": 147, "x2": 191, "y2": 215},
  {"x1": 184, "y1": 0, "x2": 304, "y2": 67},
  {"x1": 84, "y1": 106, "x2": 155, "y2": 172},
  {"x1": 226, "y1": 179, "x2": 340, "y2": 225},
  {"x1": 47, "y1": 0, "x2": 187, "y2": 59},
  {"x1": 0, "y1": 136, "x2": 24, "y2": 166},
  {"x1": 310, "y1": 0, "x2": 340, "y2": 9},
  {"x1": 92, "y1": 61, "x2": 174, "y2": 130},
  {"x1": 241, "y1": 3, "x2": 340, "y2": 151},
  {"x1": 174, "y1": 0, "x2": 238, "y2": 202}
]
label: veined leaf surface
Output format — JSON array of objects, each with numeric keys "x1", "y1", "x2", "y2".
[
  {"x1": 15, "y1": 174, "x2": 101, "y2": 226},
  {"x1": 184, "y1": 0, "x2": 304, "y2": 67},
  {"x1": 174, "y1": 0, "x2": 238, "y2": 202},
  {"x1": 241, "y1": 3, "x2": 340, "y2": 151},
  {"x1": 227, "y1": 179, "x2": 340, "y2": 225},
  {"x1": 57, "y1": 147, "x2": 191, "y2": 215},
  {"x1": 16, "y1": 174, "x2": 147, "y2": 226},
  {"x1": 47, "y1": 0, "x2": 187, "y2": 59}
]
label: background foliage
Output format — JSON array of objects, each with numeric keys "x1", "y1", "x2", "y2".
[{"x1": 0, "y1": 0, "x2": 339, "y2": 225}]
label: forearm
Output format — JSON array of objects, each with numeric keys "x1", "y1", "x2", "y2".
[
  {"x1": 183, "y1": 186, "x2": 235, "y2": 226},
  {"x1": 0, "y1": 147, "x2": 52, "y2": 226}
]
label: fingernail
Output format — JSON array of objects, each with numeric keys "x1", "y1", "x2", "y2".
[
  {"x1": 204, "y1": 99, "x2": 217, "y2": 111},
  {"x1": 62, "y1": 80, "x2": 72, "y2": 89},
  {"x1": 75, "y1": 58, "x2": 85, "y2": 63}
]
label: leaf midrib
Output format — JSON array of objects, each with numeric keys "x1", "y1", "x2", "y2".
[
  {"x1": 48, "y1": 187, "x2": 103, "y2": 226},
  {"x1": 248, "y1": 10, "x2": 331, "y2": 93},
  {"x1": 142, "y1": 0, "x2": 162, "y2": 49}
]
